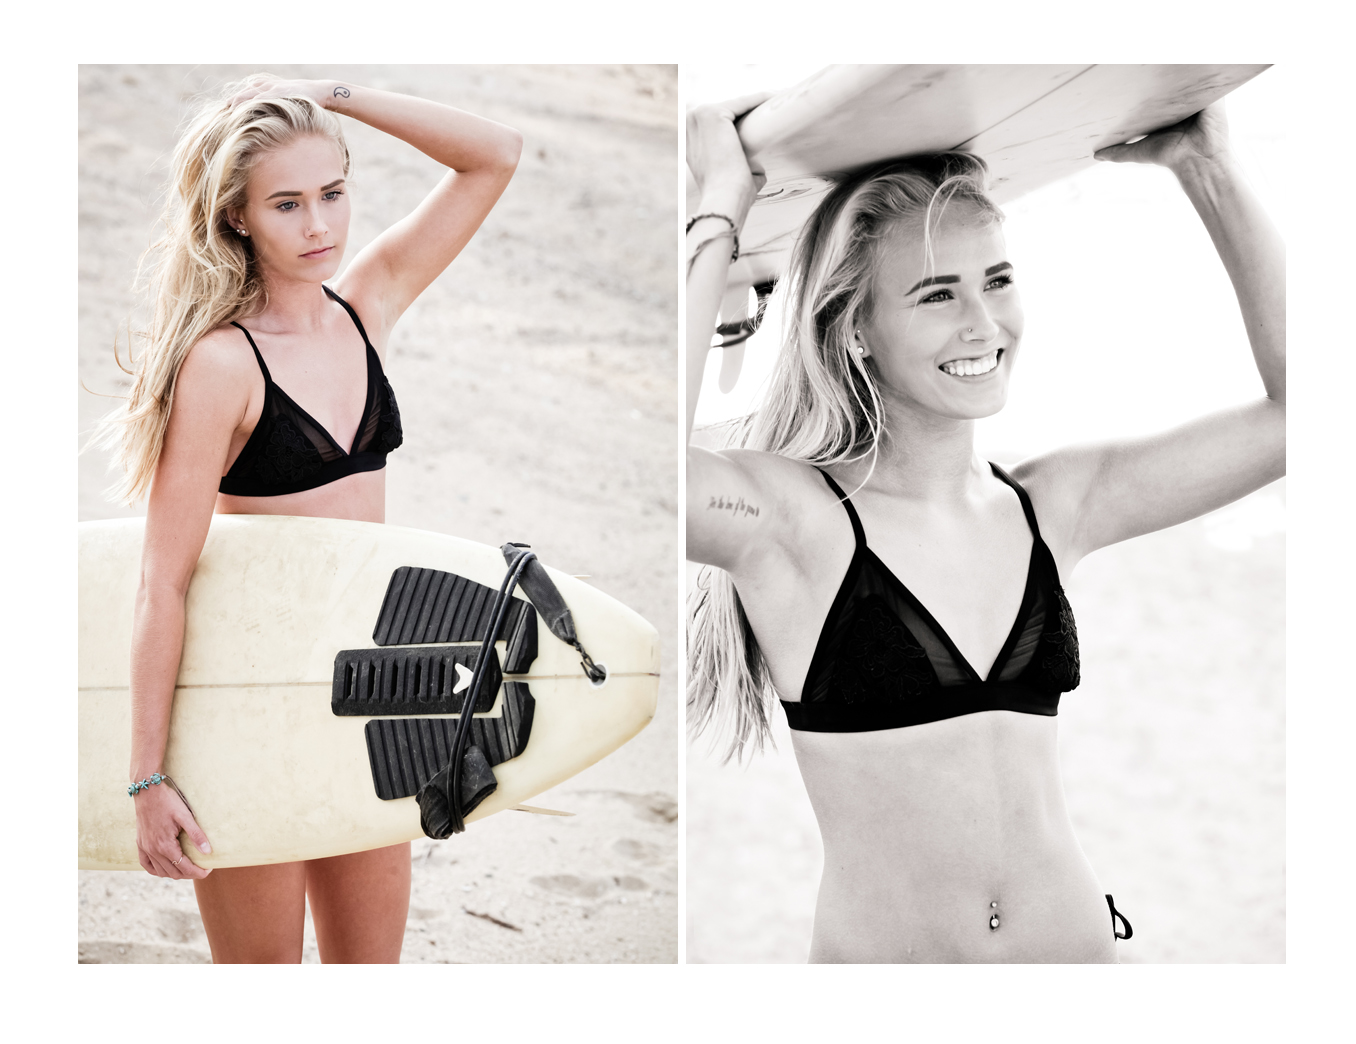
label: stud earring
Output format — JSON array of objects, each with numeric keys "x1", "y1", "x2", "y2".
[
  {"x1": 855, "y1": 345, "x2": 865, "y2": 356},
  {"x1": 237, "y1": 228, "x2": 249, "y2": 237}
]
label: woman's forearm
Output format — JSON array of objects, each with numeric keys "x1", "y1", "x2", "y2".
[
  {"x1": 687, "y1": 185, "x2": 760, "y2": 440},
  {"x1": 128, "y1": 584, "x2": 187, "y2": 780},
  {"x1": 687, "y1": 219, "x2": 734, "y2": 442},
  {"x1": 324, "y1": 81, "x2": 522, "y2": 175},
  {"x1": 1176, "y1": 154, "x2": 1286, "y2": 404}
]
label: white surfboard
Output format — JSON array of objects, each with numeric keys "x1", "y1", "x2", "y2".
[
  {"x1": 689, "y1": 64, "x2": 1269, "y2": 344},
  {"x1": 79, "y1": 515, "x2": 660, "y2": 871}
]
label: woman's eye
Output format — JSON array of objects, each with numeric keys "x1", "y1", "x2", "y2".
[
  {"x1": 986, "y1": 274, "x2": 1014, "y2": 291},
  {"x1": 919, "y1": 289, "x2": 953, "y2": 304},
  {"x1": 277, "y1": 200, "x2": 298, "y2": 212},
  {"x1": 323, "y1": 190, "x2": 343, "y2": 201}
]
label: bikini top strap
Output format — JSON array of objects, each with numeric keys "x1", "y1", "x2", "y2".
[
  {"x1": 988, "y1": 462, "x2": 1042, "y2": 541},
  {"x1": 230, "y1": 321, "x2": 272, "y2": 382},
  {"x1": 816, "y1": 468, "x2": 865, "y2": 549},
  {"x1": 323, "y1": 284, "x2": 376, "y2": 350}
]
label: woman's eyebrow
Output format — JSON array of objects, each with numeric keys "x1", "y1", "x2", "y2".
[
  {"x1": 905, "y1": 274, "x2": 959, "y2": 295},
  {"x1": 905, "y1": 261, "x2": 1013, "y2": 296},
  {"x1": 264, "y1": 178, "x2": 346, "y2": 201}
]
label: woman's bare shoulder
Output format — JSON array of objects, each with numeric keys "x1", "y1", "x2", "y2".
[
  {"x1": 177, "y1": 324, "x2": 259, "y2": 386},
  {"x1": 1007, "y1": 446, "x2": 1102, "y2": 559}
]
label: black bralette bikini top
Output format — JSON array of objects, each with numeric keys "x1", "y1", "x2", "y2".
[
  {"x1": 218, "y1": 286, "x2": 403, "y2": 497},
  {"x1": 781, "y1": 464, "x2": 1080, "y2": 733}
]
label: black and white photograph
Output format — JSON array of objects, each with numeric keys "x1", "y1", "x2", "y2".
[{"x1": 685, "y1": 64, "x2": 1286, "y2": 963}]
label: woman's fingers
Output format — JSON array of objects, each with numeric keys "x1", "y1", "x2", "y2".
[
  {"x1": 133, "y1": 784, "x2": 212, "y2": 877},
  {"x1": 177, "y1": 809, "x2": 213, "y2": 856},
  {"x1": 720, "y1": 90, "x2": 776, "y2": 123},
  {"x1": 1094, "y1": 104, "x2": 1231, "y2": 171}
]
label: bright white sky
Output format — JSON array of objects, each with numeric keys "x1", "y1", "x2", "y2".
[{"x1": 687, "y1": 65, "x2": 1287, "y2": 461}]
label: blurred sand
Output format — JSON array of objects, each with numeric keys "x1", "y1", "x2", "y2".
[
  {"x1": 77, "y1": 64, "x2": 677, "y2": 963},
  {"x1": 687, "y1": 479, "x2": 1285, "y2": 964}
]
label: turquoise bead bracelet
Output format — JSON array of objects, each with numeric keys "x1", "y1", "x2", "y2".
[
  {"x1": 128, "y1": 772, "x2": 169, "y2": 797},
  {"x1": 126, "y1": 772, "x2": 196, "y2": 816}
]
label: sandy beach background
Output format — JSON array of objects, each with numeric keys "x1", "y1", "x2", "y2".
[{"x1": 78, "y1": 64, "x2": 678, "y2": 963}]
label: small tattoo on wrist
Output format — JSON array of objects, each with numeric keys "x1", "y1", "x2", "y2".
[
  {"x1": 333, "y1": 86, "x2": 351, "y2": 99},
  {"x1": 708, "y1": 495, "x2": 760, "y2": 519}
]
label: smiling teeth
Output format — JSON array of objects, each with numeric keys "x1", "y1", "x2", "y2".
[{"x1": 940, "y1": 350, "x2": 1000, "y2": 377}]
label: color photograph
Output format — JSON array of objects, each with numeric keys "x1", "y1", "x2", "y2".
[{"x1": 78, "y1": 63, "x2": 678, "y2": 964}]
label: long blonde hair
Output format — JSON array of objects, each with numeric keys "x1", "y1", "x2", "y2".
[
  {"x1": 688, "y1": 153, "x2": 1003, "y2": 761},
  {"x1": 93, "y1": 81, "x2": 350, "y2": 503}
]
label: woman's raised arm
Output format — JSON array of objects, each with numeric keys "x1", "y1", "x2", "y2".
[
  {"x1": 228, "y1": 76, "x2": 522, "y2": 343},
  {"x1": 1020, "y1": 103, "x2": 1286, "y2": 566},
  {"x1": 685, "y1": 95, "x2": 790, "y2": 572}
]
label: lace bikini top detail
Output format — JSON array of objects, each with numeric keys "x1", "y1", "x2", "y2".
[
  {"x1": 781, "y1": 465, "x2": 1080, "y2": 733},
  {"x1": 218, "y1": 286, "x2": 403, "y2": 497}
]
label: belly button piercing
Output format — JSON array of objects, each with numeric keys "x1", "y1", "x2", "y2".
[{"x1": 989, "y1": 900, "x2": 1000, "y2": 931}]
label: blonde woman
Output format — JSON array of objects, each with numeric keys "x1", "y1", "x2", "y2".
[
  {"x1": 686, "y1": 97, "x2": 1284, "y2": 962},
  {"x1": 100, "y1": 75, "x2": 521, "y2": 963}
]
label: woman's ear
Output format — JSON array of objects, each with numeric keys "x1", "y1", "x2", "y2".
[{"x1": 853, "y1": 330, "x2": 871, "y2": 359}]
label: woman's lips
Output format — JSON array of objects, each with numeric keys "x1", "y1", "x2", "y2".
[{"x1": 301, "y1": 246, "x2": 333, "y2": 259}]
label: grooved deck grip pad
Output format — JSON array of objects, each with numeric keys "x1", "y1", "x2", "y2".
[
  {"x1": 332, "y1": 647, "x2": 500, "y2": 717},
  {"x1": 372, "y1": 567, "x2": 538, "y2": 674},
  {"x1": 363, "y1": 682, "x2": 536, "y2": 801}
]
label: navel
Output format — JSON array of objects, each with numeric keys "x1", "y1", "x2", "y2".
[{"x1": 988, "y1": 899, "x2": 1000, "y2": 931}]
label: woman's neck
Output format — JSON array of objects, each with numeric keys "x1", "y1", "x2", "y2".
[
  {"x1": 843, "y1": 403, "x2": 986, "y2": 502},
  {"x1": 249, "y1": 272, "x2": 334, "y2": 333}
]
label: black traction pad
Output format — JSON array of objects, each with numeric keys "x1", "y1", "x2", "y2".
[
  {"x1": 372, "y1": 566, "x2": 538, "y2": 674},
  {"x1": 363, "y1": 682, "x2": 536, "y2": 801},
  {"x1": 331, "y1": 646, "x2": 500, "y2": 717}
]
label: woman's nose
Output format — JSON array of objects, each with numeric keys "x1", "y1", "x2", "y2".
[{"x1": 960, "y1": 298, "x2": 999, "y2": 341}]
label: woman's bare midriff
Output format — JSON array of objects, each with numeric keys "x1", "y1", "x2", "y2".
[
  {"x1": 215, "y1": 468, "x2": 386, "y2": 523},
  {"x1": 791, "y1": 708, "x2": 1117, "y2": 963}
]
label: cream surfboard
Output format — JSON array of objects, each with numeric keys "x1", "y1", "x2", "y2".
[
  {"x1": 688, "y1": 64, "x2": 1270, "y2": 385},
  {"x1": 79, "y1": 515, "x2": 660, "y2": 871}
]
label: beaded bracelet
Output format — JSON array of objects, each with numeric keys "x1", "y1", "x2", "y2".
[
  {"x1": 686, "y1": 212, "x2": 737, "y2": 235},
  {"x1": 126, "y1": 772, "x2": 196, "y2": 816},
  {"x1": 128, "y1": 772, "x2": 168, "y2": 796},
  {"x1": 686, "y1": 213, "x2": 740, "y2": 264}
]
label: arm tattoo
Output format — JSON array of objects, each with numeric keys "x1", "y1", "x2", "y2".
[
  {"x1": 333, "y1": 86, "x2": 351, "y2": 99},
  {"x1": 707, "y1": 494, "x2": 760, "y2": 519}
]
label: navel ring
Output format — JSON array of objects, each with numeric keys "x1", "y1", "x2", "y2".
[{"x1": 989, "y1": 900, "x2": 1000, "y2": 931}]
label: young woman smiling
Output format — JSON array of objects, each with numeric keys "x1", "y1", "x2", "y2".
[
  {"x1": 685, "y1": 96, "x2": 1284, "y2": 962},
  {"x1": 97, "y1": 74, "x2": 521, "y2": 963}
]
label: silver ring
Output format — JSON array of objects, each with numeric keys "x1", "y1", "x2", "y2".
[{"x1": 171, "y1": 858, "x2": 182, "y2": 867}]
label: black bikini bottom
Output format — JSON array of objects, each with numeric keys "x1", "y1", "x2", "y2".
[{"x1": 1106, "y1": 894, "x2": 1133, "y2": 940}]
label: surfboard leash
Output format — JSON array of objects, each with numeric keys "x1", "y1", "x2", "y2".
[
  {"x1": 417, "y1": 543, "x2": 606, "y2": 839},
  {"x1": 501, "y1": 542, "x2": 607, "y2": 686},
  {"x1": 419, "y1": 548, "x2": 536, "y2": 838}
]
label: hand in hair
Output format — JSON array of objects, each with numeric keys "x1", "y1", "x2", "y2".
[
  {"x1": 226, "y1": 73, "x2": 346, "y2": 112},
  {"x1": 1094, "y1": 102, "x2": 1231, "y2": 177}
]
